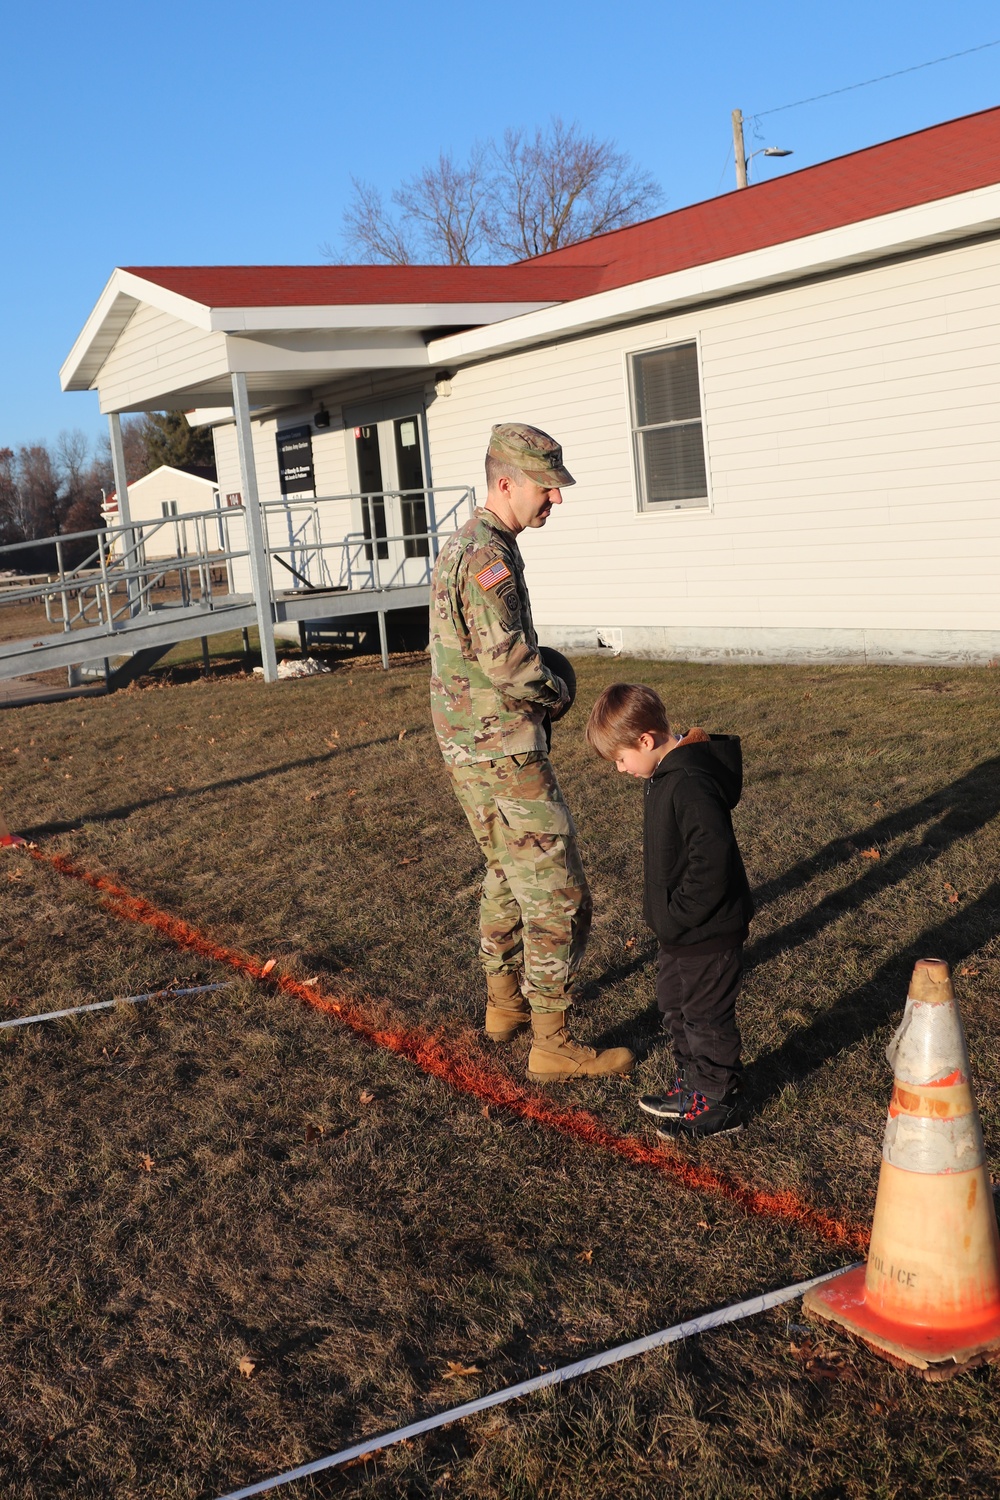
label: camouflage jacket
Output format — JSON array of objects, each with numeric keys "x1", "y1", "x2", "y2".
[{"x1": 429, "y1": 508, "x2": 568, "y2": 764}]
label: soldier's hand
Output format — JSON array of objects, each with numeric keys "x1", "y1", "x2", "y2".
[{"x1": 547, "y1": 676, "x2": 572, "y2": 722}]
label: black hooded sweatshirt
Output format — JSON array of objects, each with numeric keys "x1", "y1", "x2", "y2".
[{"x1": 642, "y1": 728, "x2": 754, "y2": 954}]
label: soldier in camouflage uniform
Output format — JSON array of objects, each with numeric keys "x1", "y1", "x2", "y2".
[{"x1": 430, "y1": 423, "x2": 633, "y2": 1082}]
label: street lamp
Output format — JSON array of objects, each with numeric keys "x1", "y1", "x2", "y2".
[{"x1": 731, "y1": 109, "x2": 793, "y2": 189}]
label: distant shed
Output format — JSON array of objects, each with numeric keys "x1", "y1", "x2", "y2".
[{"x1": 103, "y1": 465, "x2": 221, "y2": 559}]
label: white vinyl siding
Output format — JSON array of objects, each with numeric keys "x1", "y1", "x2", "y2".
[
  {"x1": 95, "y1": 303, "x2": 229, "y2": 412},
  {"x1": 422, "y1": 233, "x2": 1000, "y2": 647}
]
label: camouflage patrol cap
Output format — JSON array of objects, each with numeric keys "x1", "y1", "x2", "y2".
[{"x1": 488, "y1": 423, "x2": 575, "y2": 487}]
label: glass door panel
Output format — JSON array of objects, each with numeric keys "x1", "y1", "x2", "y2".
[
  {"x1": 355, "y1": 425, "x2": 388, "y2": 561},
  {"x1": 394, "y1": 416, "x2": 428, "y2": 559}
]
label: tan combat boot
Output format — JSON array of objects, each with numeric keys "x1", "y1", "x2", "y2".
[
  {"x1": 485, "y1": 972, "x2": 532, "y2": 1042},
  {"x1": 526, "y1": 1008, "x2": 634, "y2": 1082}
]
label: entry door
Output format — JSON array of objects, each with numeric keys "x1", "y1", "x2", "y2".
[{"x1": 352, "y1": 412, "x2": 430, "y2": 588}]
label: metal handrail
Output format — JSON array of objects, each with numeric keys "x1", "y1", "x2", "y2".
[
  {"x1": 0, "y1": 506, "x2": 252, "y2": 633},
  {"x1": 0, "y1": 485, "x2": 477, "y2": 636},
  {"x1": 259, "y1": 486, "x2": 475, "y2": 594}
]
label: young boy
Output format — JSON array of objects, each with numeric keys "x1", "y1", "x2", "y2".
[{"x1": 586, "y1": 684, "x2": 754, "y2": 1139}]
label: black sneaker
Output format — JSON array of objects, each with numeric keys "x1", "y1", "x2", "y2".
[
  {"x1": 655, "y1": 1087, "x2": 747, "y2": 1140},
  {"x1": 637, "y1": 1076, "x2": 686, "y2": 1121}
]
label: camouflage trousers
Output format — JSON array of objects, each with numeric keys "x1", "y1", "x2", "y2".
[{"x1": 447, "y1": 751, "x2": 592, "y2": 1013}]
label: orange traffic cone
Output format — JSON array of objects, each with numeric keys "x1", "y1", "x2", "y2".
[{"x1": 805, "y1": 957, "x2": 1000, "y2": 1380}]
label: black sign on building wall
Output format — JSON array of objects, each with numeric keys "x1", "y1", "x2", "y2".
[{"x1": 276, "y1": 425, "x2": 316, "y2": 495}]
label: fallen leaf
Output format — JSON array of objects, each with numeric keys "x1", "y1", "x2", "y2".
[
  {"x1": 7, "y1": 870, "x2": 22, "y2": 882},
  {"x1": 302, "y1": 976, "x2": 319, "y2": 986},
  {"x1": 697, "y1": 1221, "x2": 710, "y2": 1230},
  {"x1": 624, "y1": 937, "x2": 636, "y2": 949},
  {"x1": 442, "y1": 1361, "x2": 481, "y2": 1380},
  {"x1": 305, "y1": 791, "x2": 322, "y2": 802},
  {"x1": 575, "y1": 1248, "x2": 593, "y2": 1264},
  {"x1": 238, "y1": 1355, "x2": 260, "y2": 1378},
  {"x1": 305, "y1": 1123, "x2": 324, "y2": 1144},
  {"x1": 398, "y1": 728, "x2": 407, "y2": 741},
  {"x1": 789, "y1": 1337, "x2": 851, "y2": 1380},
  {"x1": 959, "y1": 966, "x2": 981, "y2": 977},
  {"x1": 947, "y1": 893, "x2": 960, "y2": 904},
  {"x1": 398, "y1": 856, "x2": 423, "y2": 866},
  {"x1": 860, "y1": 847, "x2": 881, "y2": 860},
  {"x1": 260, "y1": 958, "x2": 277, "y2": 976},
  {"x1": 481, "y1": 1105, "x2": 490, "y2": 1118},
  {"x1": 138, "y1": 1153, "x2": 155, "y2": 1172},
  {"x1": 359, "y1": 1090, "x2": 375, "y2": 1105}
]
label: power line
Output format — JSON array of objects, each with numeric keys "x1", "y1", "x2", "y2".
[{"x1": 753, "y1": 38, "x2": 1000, "y2": 119}]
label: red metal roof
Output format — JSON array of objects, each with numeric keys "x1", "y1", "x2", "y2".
[
  {"x1": 522, "y1": 105, "x2": 1000, "y2": 292},
  {"x1": 121, "y1": 262, "x2": 604, "y2": 307},
  {"x1": 124, "y1": 107, "x2": 1000, "y2": 312}
]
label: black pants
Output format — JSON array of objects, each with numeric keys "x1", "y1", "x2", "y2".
[{"x1": 655, "y1": 945, "x2": 743, "y2": 1100}]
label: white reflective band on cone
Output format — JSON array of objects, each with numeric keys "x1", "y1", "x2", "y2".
[
  {"x1": 886, "y1": 999, "x2": 971, "y2": 1085},
  {"x1": 882, "y1": 1111, "x2": 986, "y2": 1173}
]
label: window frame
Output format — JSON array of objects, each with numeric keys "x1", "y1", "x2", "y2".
[{"x1": 624, "y1": 334, "x2": 713, "y2": 517}]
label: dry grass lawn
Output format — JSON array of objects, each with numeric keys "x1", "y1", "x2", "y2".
[{"x1": 0, "y1": 652, "x2": 999, "y2": 1498}]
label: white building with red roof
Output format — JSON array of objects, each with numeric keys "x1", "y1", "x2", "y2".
[{"x1": 62, "y1": 106, "x2": 1000, "y2": 667}]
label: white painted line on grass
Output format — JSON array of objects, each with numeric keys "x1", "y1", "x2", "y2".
[
  {"x1": 0, "y1": 982, "x2": 231, "y2": 1031},
  {"x1": 215, "y1": 1263, "x2": 860, "y2": 1500}
]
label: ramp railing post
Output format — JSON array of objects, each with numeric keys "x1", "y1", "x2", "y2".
[
  {"x1": 108, "y1": 412, "x2": 140, "y2": 618},
  {"x1": 231, "y1": 373, "x2": 278, "y2": 683}
]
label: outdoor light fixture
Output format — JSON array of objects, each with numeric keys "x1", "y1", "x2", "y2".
[
  {"x1": 434, "y1": 370, "x2": 453, "y2": 397},
  {"x1": 314, "y1": 406, "x2": 331, "y2": 429},
  {"x1": 731, "y1": 109, "x2": 793, "y2": 188}
]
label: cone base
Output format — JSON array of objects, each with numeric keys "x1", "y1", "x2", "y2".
[{"x1": 804, "y1": 1265, "x2": 1000, "y2": 1381}]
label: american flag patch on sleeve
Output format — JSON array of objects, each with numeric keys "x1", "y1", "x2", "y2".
[{"x1": 475, "y1": 559, "x2": 512, "y2": 591}]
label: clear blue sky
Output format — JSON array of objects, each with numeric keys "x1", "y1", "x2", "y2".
[{"x1": 2, "y1": 0, "x2": 998, "y2": 451}]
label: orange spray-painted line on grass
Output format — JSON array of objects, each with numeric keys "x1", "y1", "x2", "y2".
[{"x1": 32, "y1": 846, "x2": 869, "y2": 1255}]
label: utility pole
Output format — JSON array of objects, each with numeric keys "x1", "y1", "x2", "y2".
[{"x1": 732, "y1": 108, "x2": 748, "y2": 189}]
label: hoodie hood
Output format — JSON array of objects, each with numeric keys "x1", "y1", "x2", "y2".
[{"x1": 650, "y1": 728, "x2": 744, "y2": 809}]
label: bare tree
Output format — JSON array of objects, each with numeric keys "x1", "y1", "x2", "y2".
[
  {"x1": 0, "y1": 448, "x2": 19, "y2": 546},
  {"x1": 0, "y1": 428, "x2": 129, "y2": 549},
  {"x1": 120, "y1": 415, "x2": 153, "y2": 481},
  {"x1": 488, "y1": 120, "x2": 662, "y2": 259},
  {"x1": 395, "y1": 146, "x2": 492, "y2": 265},
  {"x1": 338, "y1": 120, "x2": 662, "y2": 266},
  {"x1": 338, "y1": 179, "x2": 417, "y2": 265},
  {"x1": 17, "y1": 444, "x2": 62, "y2": 539}
]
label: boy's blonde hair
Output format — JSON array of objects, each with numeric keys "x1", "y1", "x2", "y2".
[{"x1": 585, "y1": 683, "x2": 670, "y2": 760}]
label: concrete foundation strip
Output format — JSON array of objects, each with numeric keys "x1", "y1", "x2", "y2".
[
  {"x1": 215, "y1": 1264, "x2": 859, "y2": 1500},
  {"x1": 0, "y1": 982, "x2": 230, "y2": 1031}
]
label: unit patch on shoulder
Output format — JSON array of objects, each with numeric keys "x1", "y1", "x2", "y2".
[{"x1": 475, "y1": 559, "x2": 512, "y2": 591}]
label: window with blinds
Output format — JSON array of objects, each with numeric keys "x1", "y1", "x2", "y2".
[{"x1": 629, "y1": 342, "x2": 709, "y2": 510}]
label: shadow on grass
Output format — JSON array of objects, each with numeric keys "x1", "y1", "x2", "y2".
[
  {"x1": 747, "y1": 880, "x2": 1000, "y2": 1106},
  {"x1": 22, "y1": 734, "x2": 408, "y2": 838},
  {"x1": 751, "y1": 755, "x2": 1000, "y2": 916},
  {"x1": 593, "y1": 757, "x2": 1000, "y2": 1070}
]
